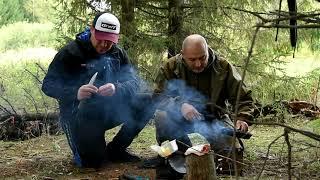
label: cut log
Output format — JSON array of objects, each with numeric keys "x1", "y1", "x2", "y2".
[{"x1": 186, "y1": 152, "x2": 217, "y2": 180}]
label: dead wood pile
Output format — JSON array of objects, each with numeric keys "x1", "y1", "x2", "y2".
[
  {"x1": 0, "y1": 112, "x2": 60, "y2": 141},
  {"x1": 255, "y1": 100, "x2": 320, "y2": 118}
]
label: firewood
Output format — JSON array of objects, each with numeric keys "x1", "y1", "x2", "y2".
[
  {"x1": 0, "y1": 112, "x2": 60, "y2": 141},
  {"x1": 186, "y1": 152, "x2": 217, "y2": 180}
]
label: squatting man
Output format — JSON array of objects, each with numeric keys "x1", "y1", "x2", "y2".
[
  {"x1": 42, "y1": 12, "x2": 149, "y2": 168},
  {"x1": 153, "y1": 34, "x2": 255, "y2": 166}
]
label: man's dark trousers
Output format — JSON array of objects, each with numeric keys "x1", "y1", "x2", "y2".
[{"x1": 71, "y1": 95, "x2": 150, "y2": 168}]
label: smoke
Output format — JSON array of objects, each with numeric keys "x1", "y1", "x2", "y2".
[
  {"x1": 95, "y1": 56, "x2": 138, "y2": 113},
  {"x1": 67, "y1": 52, "x2": 229, "y2": 149},
  {"x1": 151, "y1": 79, "x2": 230, "y2": 145}
]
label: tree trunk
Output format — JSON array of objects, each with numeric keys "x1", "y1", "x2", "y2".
[
  {"x1": 120, "y1": 0, "x2": 138, "y2": 65},
  {"x1": 186, "y1": 152, "x2": 217, "y2": 180},
  {"x1": 168, "y1": 0, "x2": 184, "y2": 58}
]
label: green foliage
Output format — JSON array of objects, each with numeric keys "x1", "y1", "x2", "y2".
[
  {"x1": 23, "y1": 0, "x2": 57, "y2": 23},
  {"x1": 0, "y1": 22, "x2": 57, "y2": 52},
  {"x1": 53, "y1": 0, "x2": 96, "y2": 47},
  {"x1": 0, "y1": 60, "x2": 57, "y2": 114},
  {"x1": 251, "y1": 71, "x2": 320, "y2": 104},
  {"x1": 0, "y1": 0, "x2": 31, "y2": 26},
  {"x1": 41, "y1": 0, "x2": 320, "y2": 104},
  {"x1": 1, "y1": 0, "x2": 320, "y2": 109},
  {"x1": 0, "y1": 0, "x2": 56, "y2": 26}
]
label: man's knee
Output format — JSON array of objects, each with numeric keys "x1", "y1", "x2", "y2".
[
  {"x1": 154, "y1": 110, "x2": 169, "y2": 129},
  {"x1": 154, "y1": 110, "x2": 170, "y2": 144},
  {"x1": 154, "y1": 110, "x2": 189, "y2": 144}
]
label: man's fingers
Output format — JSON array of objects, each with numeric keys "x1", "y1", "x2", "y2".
[
  {"x1": 83, "y1": 92, "x2": 91, "y2": 98},
  {"x1": 84, "y1": 85, "x2": 98, "y2": 92},
  {"x1": 237, "y1": 121, "x2": 249, "y2": 133},
  {"x1": 77, "y1": 85, "x2": 98, "y2": 100},
  {"x1": 97, "y1": 83, "x2": 115, "y2": 96},
  {"x1": 185, "y1": 111, "x2": 203, "y2": 121},
  {"x1": 82, "y1": 86, "x2": 98, "y2": 94},
  {"x1": 185, "y1": 112, "x2": 193, "y2": 121}
]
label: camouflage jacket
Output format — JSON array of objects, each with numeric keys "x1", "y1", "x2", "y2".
[{"x1": 154, "y1": 48, "x2": 254, "y2": 121}]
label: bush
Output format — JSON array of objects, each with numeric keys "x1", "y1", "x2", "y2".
[
  {"x1": 0, "y1": 22, "x2": 57, "y2": 52},
  {"x1": 0, "y1": 60, "x2": 57, "y2": 114}
]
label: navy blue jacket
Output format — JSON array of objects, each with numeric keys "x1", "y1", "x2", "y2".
[{"x1": 42, "y1": 30, "x2": 139, "y2": 119}]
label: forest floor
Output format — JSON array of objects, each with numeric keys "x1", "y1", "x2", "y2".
[{"x1": 0, "y1": 118, "x2": 319, "y2": 180}]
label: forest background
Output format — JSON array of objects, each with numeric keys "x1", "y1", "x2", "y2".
[{"x1": 0, "y1": 0, "x2": 320, "y2": 179}]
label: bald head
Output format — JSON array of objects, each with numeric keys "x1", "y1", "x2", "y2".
[
  {"x1": 182, "y1": 34, "x2": 208, "y2": 52},
  {"x1": 181, "y1": 34, "x2": 209, "y2": 73}
]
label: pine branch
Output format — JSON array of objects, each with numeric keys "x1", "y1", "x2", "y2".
[{"x1": 136, "y1": 6, "x2": 167, "y2": 18}]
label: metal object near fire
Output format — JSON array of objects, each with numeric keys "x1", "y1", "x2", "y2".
[
  {"x1": 78, "y1": 72, "x2": 98, "y2": 109},
  {"x1": 168, "y1": 153, "x2": 186, "y2": 174}
]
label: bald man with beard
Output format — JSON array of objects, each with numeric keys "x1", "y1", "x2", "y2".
[{"x1": 153, "y1": 34, "x2": 255, "y2": 177}]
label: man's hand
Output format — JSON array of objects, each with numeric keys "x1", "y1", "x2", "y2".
[
  {"x1": 236, "y1": 120, "x2": 249, "y2": 133},
  {"x1": 181, "y1": 103, "x2": 202, "y2": 121},
  {"x1": 98, "y1": 83, "x2": 116, "y2": 96},
  {"x1": 77, "y1": 84, "x2": 98, "y2": 100}
]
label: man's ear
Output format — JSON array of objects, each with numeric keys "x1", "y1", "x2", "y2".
[{"x1": 90, "y1": 26, "x2": 95, "y2": 34}]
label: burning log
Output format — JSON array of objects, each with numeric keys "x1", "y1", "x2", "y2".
[{"x1": 186, "y1": 152, "x2": 217, "y2": 180}]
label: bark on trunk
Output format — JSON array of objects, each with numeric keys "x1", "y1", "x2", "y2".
[
  {"x1": 168, "y1": 0, "x2": 184, "y2": 58},
  {"x1": 120, "y1": 0, "x2": 138, "y2": 65},
  {"x1": 186, "y1": 152, "x2": 217, "y2": 180}
]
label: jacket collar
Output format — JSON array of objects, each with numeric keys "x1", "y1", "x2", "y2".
[{"x1": 174, "y1": 47, "x2": 216, "y2": 76}]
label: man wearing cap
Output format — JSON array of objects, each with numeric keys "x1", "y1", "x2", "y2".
[{"x1": 42, "y1": 12, "x2": 148, "y2": 168}]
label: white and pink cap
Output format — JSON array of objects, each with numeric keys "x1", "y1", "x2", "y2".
[{"x1": 93, "y1": 13, "x2": 120, "y2": 43}]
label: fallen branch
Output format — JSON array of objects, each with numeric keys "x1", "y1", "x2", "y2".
[
  {"x1": 0, "y1": 105, "x2": 12, "y2": 115},
  {"x1": 0, "y1": 96, "x2": 18, "y2": 115},
  {"x1": 246, "y1": 120, "x2": 320, "y2": 142},
  {"x1": 0, "y1": 116, "x2": 14, "y2": 126},
  {"x1": 284, "y1": 128, "x2": 292, "y2": 180},
  {"x1": 0, "y1": 112, "x2": 60, "y2": 141},
  {"x1": 256, "y1": 132, "x2": 285, "y2": 180}
]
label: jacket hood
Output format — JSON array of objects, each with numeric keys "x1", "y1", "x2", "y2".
[
  {"x1": 76, "y1": 27, "x2": 91, "y2": 42},
  {"x1": 205, "y1": 48, "x2": 215, "y2": 70},
  {"x1": 75, "y1": 27, "x2": 96, "y2": 55}
]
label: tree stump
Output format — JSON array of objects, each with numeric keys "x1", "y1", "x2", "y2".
[{"x1": 186, "y1": 152, "x2": 217, "y2": 180}]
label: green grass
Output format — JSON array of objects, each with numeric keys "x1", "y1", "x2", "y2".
[
  {"x1": 244, "y1": 117, "x2": 320, "y2": 178},
  {"x1": 1, "y1": 120, "x2": 319, "y2": 179},
  {"x1": 0, "y1": 125, "x2": 157, "y2": 179},
  {"x1": 0, "y1": 22, "x2": 57, "y2": 52},
  {"x1": 308, "y1": 118, "x2": 320, "y2": 134}
]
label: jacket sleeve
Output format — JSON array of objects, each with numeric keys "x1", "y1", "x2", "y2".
[
  {"x1": 114, "y1": 49, "x2": 139, "y2": 99},
  {"x1": 225, "y1": 62, "x2": 255, "y2": 122},
  {"x1": 154, "y1": 66, "x2": 168, "y2": 94},
  {"x1": 154, "y1": 58, "x2": 177, "y2": 94},
  {"x1": 41, "y1": 50, "x2": 79, "y2": 104},
  {"x1": 153, "y1": 60, "x2": 189, "y2": 111}
]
